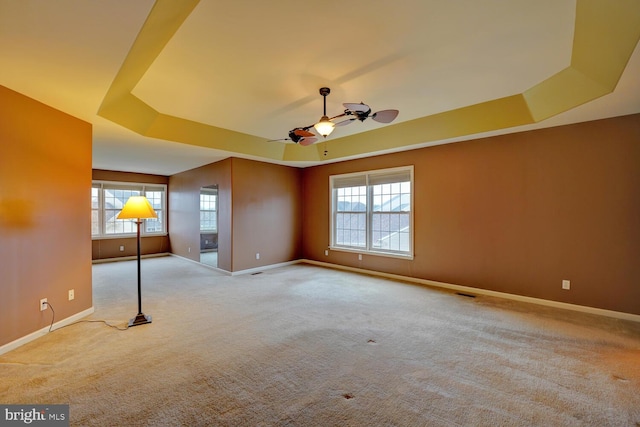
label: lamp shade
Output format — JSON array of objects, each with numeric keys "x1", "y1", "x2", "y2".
[
  {"x1": 314, "y1": 116, "x2": 335, "y2": 137},
  {"x1": 117, "y1": 196, "x2": 158, "y2": 220}
]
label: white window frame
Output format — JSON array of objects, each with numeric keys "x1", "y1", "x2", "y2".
[
  {"x1": 91, "y1": 180, "x2": 167, "y2": 239},
  {"x1": 330, "y1": 166, "x2": 414, "y2": 259},
  {"x1": 200, "y1": 188, "x2": 218, "y2": 233}
]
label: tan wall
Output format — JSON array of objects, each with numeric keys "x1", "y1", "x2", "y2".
[
  {"x1": 92, "y1": 169, "x2": 168, "y2": 185},
  {"x1": 302, "y1": 114, "x2": 640, "y2": 315},
  {"x1": 169, "y1": 159, "x2": 232, "y2": 270},
  {"x1": 168, "y1": 158, "x2": 302, "y2": 272},
  {"x1": 230, "y1": 158, "x2": 302, "y2": 271},
  {"x1": 0, "y1": 85, "x2": 93, "y2": 346},
  {"x1": 92, "y1": 236, "x2": 170, "y2": 260},
  {"x1": 91, "y1": 169, "x2": 170, "y2": 261}
]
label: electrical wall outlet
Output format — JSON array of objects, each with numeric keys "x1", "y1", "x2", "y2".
[
  {"x1": 562, "y1": 280, "x2": 570, "y2": 290},
  {"x1": 256, "y1": 253, "x2": 260, "y2": 260},
  {"x1": 68, "y1": 289, "x2": 75, "y2": 301},
  {"x1": 324, "y1": 250, "x2": 329, "y2": 256},
  {"x1": 119, "y1": 245, "x2": 124, "y2": 252},
  {"x1": 40, "y1": 298, "x2": 48, "y2": 311},
  {"x1": 358, "y1": 254, "x2": 362, "y2": 261}
]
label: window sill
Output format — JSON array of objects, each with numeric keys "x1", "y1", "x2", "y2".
[
  {"x1": 329, "y1": 246, "x2": 414, "y2": 260},
  {"x1": 92, "y1": 233, "x2": 168, "y2": 241}
]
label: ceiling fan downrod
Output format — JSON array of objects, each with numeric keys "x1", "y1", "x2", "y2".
[
  {"x1": 319, "y1": 87, "x2": 330, "y2": 113},
  {"x1": 314, "y1": 87, "x2": 335, "y2": 137}
]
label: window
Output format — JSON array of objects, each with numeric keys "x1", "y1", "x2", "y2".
[
  {"x1": 200, "y1": 188, "x2": 217, "y2": 232},
  {"x1": 330, "y1": 166, "x2": 413, "y2": 258},
  {"x1": 91, "y1": 181, "x2": 167, "y2": 238}
]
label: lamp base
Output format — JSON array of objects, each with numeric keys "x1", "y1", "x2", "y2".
[{"x1": 128, "y1": 313, "x2": 152, "y2": 327}]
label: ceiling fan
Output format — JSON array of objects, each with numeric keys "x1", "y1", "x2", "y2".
[
  {"x1": 267, "y1": 128, "x2": 318, "y2": 146},
  {"x1": 270, "y1": 87, "x2": 399, "y2": 146},
  {"x1": 334, "y1": 102, "x2": 399, "y2": 127}
]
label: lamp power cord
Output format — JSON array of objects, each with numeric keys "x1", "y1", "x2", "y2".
[{"x1": 43, "y1": 301, "x2": 129, "y2": 332}]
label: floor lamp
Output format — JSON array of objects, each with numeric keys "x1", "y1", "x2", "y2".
[{"x1": 117, "y1": 196, "x2": 157, "y2": 327}]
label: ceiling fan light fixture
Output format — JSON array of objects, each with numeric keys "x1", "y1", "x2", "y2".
[
  {"x1": 313, "y1": 87, "x2": 336, "y2": 138},
  {"x1": 272, "y1": 86, "x2": 398, "y2": 145},
  {"x1": 314, "y1": 115, "x2": 335, "y2": 137}
]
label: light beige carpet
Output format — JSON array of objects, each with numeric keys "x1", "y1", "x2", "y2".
[{"x1": 1, "y1": 256, "x2": 639, "y2": 426}]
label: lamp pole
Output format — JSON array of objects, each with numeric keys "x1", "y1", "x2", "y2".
[
  {"x1": 130, "y1": 217, "x2": 151, "y2": 327},
  {"x1": 116, "y1": 196, "x2": 156, "y2": 327},
  {"x1": 135, "y1": 219, "x2": 142, "y2": 315}
]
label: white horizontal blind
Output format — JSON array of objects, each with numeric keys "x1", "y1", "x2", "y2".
[
  {"x1": 368, "y1": 169, "x2": 411, "y2": 186},
  {"x1": 331, "y1": 174, "x2": 367, "y2": 189}
]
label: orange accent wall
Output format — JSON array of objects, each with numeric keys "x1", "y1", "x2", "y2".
[
  {"x1": 302, "y1": 114, "x2": 640, "y2": 315},
  {"x1": 0, "y1": 85, "x2": 92, "y2": 347}
]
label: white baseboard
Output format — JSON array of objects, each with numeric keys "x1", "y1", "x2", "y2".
[
  {"x1": 0, "y1": 307, "x2": 95, "y2": 356},
  {"x1": 230, "y1": 260, "x2": 300, "y2": 276},
  {"x1": 169, "y1": 253, "x2": 232, "y2": 275},
  {"x1": 302, "y1": 259, "x2": 640, "y2": 323},
  {"x1": 170, "y1": 254, "x2": 301, "y2": 276}
]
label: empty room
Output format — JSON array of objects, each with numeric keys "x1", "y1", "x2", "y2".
[{"x1": 1, "y1": 1, "x2": 639, "y2": 426}]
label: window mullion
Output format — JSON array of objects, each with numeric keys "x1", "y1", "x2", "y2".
[
  {"x1": 331, "y1": 189, "x2": 337, "y2": 247},
  {"x1": 366, "y1": 175, "x2": 372, "y2": 252},
  {"x1": 141, "y1": 186, "x2": 145, "y2": 236},
  {"x1": 99, "y1": 185, "x2": 105, "y2": 236}
]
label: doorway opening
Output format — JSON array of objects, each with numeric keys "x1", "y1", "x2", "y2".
[{"x1": 199, "y1": 185, "x2": 218, "y2": 268}]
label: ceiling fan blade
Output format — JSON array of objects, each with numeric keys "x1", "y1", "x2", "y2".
[
  {"x1": 293, "y1": 129, "x2": 315, "y2": 138},
  {"x1": 299, "y1": 137, "x2": 318, "y2": 146},
  {"x1": 267, "y1": 138, "x2": 293, "y2": 144},
  {"x1": 328, "y1": 112, "x2": 348, "y2": 121},
  {"x1": 335, "y1": 118, "x2": 356, "y2": 127},
  {"x1": 371, "y1": 109, "x2": 399, "y2": 123},
  {"x1": 343, "y1": 102, "x2": 370, "y2": 113}
]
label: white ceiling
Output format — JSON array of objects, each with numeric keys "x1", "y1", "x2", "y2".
[{"x1": 1, "y1": 0, "x2": 639, "y2": 175}]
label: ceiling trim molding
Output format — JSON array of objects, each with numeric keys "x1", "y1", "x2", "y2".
[{"x1": 97, "y1": 0, "x2": 640, "y2": 163}]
